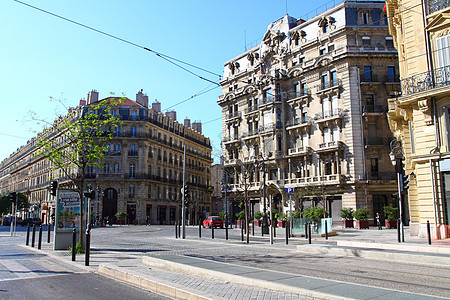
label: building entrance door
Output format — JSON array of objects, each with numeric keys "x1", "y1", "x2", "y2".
[
  {"x1": 127, "y1": 203, "x2": 136, "y2": 224},
  {"x1": 102, "y1": 188, "x2": 118, "y2": 224}
]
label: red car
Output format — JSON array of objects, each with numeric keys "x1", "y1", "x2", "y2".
[{"x1": 202, "y1": 216, "x2": 223, "y2": 229}]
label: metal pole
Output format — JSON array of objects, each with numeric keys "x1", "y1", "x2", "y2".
[
  {"x1": 305, "y1": 222, "x2": 308, "y2": 239},
  {"x1": 10, "y1": 202, "x2": 14, "y2": 237},
  {"x1": 241, "y1": 223, "x2": 244, "y2": 241},
  {"x1": 325, "y1": 220, "x2": 328, "y2": 240},
  {"x1": 199, "y1": 222, "x2": 201, "y2": 238},
  {"x1": 397, "y1": 172, "x2": 404, "y2": 242},
  {"x1": 308, "y1": 223, "x2": 312, "y2": 244},
  {"x1": 38, "y1": 225, "x2": 42, "y2": 249},
  {"x1": 85, "y1": 225, "x2": 90, "y2": 266},
  {"x1": 47, "y1": 223, "x2": 51, "y2": 243},
  {"x1": 289, "y1": 194, "x2": 293, "y2": 237},
  {"x1": 427, "y1": 220, "x2": 432, "y2": 245},
  {"x1": 26, "y1": 224, "x2": 30, "y2": 246},
  {"x1": 31, "y1": 224, "x2": 36, "y2": 247},
  {"x1": 269, "y1": 195, "x2": 273, "y2": 244},
  {"x1": 211, "y1": 224, "x2": 214, "y2": 239},
  {"x1": 182, "y1": 146, "x2": 186, "y2": 239},
  {"x1": 286, "y1": 222, "x2": 289, "y2": 245},
  {"x1": 397, "y1": 219, "x2": 401, "y2": 243},
  {"x1": 72, "y1": 228, "x2": 76, "y2": 261},
  {"x1": 175, "y1": 221, "x2": 178, "y2": 238}
]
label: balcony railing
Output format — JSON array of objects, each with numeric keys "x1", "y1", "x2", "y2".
[
  {"x1": 241, "y1": 128, "x2": 259, "y2": 138},
  {"x1": 223, "y1": 134, "x2": 240, "y2": 143},
  {"x1": 401, "y1": 65, "x2": 450, "y2": 96},
  {"x1": 285, "y1": 89, "x2": 311, "y2": 101},
  {"x1": 365, "y1": 137, "x2": 384, "y2": 146},
  {"x1": 366, "y1": 172, "x2": 397, "y2": 181},
  {"x1": 286, "y1": 116, "x2": 312, "y2": 127},
  {"x1": 314, "y1": 108, "x2": 344, "y2": 120},
  {"x1": 425, "y1": 0, "x2": 450, "y2": 15},
  {"x1": 226, "y1": 111, "x2": 241, "y2": 120},
  {"x1": 244, "y1": 105, "x2": 259, "y2": 114},
  {"x1": 363, "y1": 105, "x2": 385, "y2": 113},
  {"x1": 316, "y1": 78, "x2": 342, "y2": 91}
]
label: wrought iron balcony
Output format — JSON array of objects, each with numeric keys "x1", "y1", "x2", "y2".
[
  {"x1": 363, "y1": 105, "x2": 385, "y2": 113},
  {"x1": 314, "y1": 108, "x2": 344, "y2": 121},
  {"x1": 286, "y1": 116, "x2": 312, "y2": 127},
  {"x1": 226, "y1": 111, "x2": 241, "y2": 120},
  {"x1": 316, "y1": 78, "x2": 342, "y2": 91},
  {"x1": 425, "y1": 0, "x2": 450, "y2": 15},
  {"x1": 244, "y1": 105, "x2": 259, "y2": 114},
  {"x1": 365, "y1": 137, "x2": 384, "y2": 146},
  {"x1": 400, "y1": 65, "x2": 450, "y2": 96}
]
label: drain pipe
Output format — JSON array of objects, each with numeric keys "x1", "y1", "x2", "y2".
[{"x1": 430, "y1": 97, "x2": 440, "y2": 230}]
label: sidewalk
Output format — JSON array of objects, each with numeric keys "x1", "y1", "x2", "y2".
[{"x1": 18, "y1": 225, "x2": 450, "y2": 300}]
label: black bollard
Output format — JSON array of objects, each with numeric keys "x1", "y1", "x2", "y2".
[
  {"x1": 175, "y1": 221, "x2": 178, "y2": 239},
  {"x1": 305, "y1": 223, "x2": 308, "y2": 239},
  {"x1": 26, "y1": 224, "x2": 30, "y2": 246},
  {"x1": 72, "y1": 228, "x2": 76, "y2": 261},
  {"x1": 308, "y1": 223, "x2": 312, "y2": 244},
  {"x1": 325, "y1": 221, "x2": 328, "y2": 240},
  {"x1": 31, "y1": 224, "x2": 36, "y2": 248},
  {"x1": 286, "y1": 222, "x2": 289, "y2": 245},
  {"x1": 211, "y1": 225, "x2": 214, "y2": 239},
  {"x1": 274, "y1": 224, "x2": 276, "y2": 237},
  {"x1": 38, "y1": 225, "x2": 42, "y2": 249},
  {"x1": 397, "y1": 219, "x2": 401, "y2": 243},
  {"x1": 241, "y1": 224, "x2": 244, "y2": 241},
  {"x1": 178, "y1": 222, "x2": 181, "y2": 237},
  {"x1": 427, "y1": 220, "x2": 432, "y2": 245},
  {"x1": 225, "y1": 219, "x2": 228, "y2": 240},
  {"x1": 47, "y1": 223, "x2": 51, "y2": 243},
  {"x1": 199, "y1": 222, "x2": 201, "y2": 239},
  {"x1": 85, "y1": 225, "x2": 90, "y2": 266},
  {"x1": 252, "y1": 220, "x2": 254, "y2": 236}
]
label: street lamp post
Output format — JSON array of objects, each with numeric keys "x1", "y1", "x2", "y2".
[
  {"x1": 258, "y1": 155, "x2": 269, "y2": 235},
  {"x1": 389, "y1": 139, "x2": 405, "y2": 242}
]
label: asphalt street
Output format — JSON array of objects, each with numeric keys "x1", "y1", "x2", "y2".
[
  {"x1": 0, "y1": 226, "x2": 168, "y2": 300},
  {"x1": 89, "y1": 224, "x2": 450, "y2": 298}
]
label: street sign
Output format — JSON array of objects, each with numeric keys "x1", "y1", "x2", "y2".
[{"x1": 286, "y1": 187, "x2": 294, "y2": 194}]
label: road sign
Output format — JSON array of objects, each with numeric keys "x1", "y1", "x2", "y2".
[{"x1": 286, "y1": 187, "x2": 294, "y2": 194}]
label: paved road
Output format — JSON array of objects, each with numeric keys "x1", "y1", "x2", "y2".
[
  {"x1": 90, "y1": 225, "x2": 450, "y2": 298},
  {"x1": 0, "y1": 227, "x2": 168, "y2": 300}
]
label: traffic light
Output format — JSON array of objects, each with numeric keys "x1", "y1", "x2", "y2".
[
  {"x1": 51, "y1": 181, "x2": 58, "y2": 196},
  {"x1": 183, "y1": 185, "x2": 189, "y2": 200},
  {"x1": 401, "y1": 174, "x2": 410, "y2": 192},
  {"x1": 9, "y1": 192, "x2": 16, "y2": 203},
  {"x1": 84, "y1": 190, "x2": 95, "y2": 199}
]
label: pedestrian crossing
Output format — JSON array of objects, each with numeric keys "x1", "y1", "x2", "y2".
[{"x1": 0, "y1": 257, "x2": 87, "y2": 281}]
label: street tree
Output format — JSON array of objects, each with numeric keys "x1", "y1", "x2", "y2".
[
  {"x1": 0, "y1": 193, "x2": 29, "y2": 216},
  {"x1": 35, "y1": 97, "x2": 123, "y2": 247}
]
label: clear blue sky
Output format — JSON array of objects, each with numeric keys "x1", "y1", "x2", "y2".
[{"x1": 0, "y1": 0, "x2": 338, "y2": 163}]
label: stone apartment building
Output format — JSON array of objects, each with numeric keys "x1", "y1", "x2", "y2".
[
  {"x1": 218, "y1": 1, "x2": 401, "y2": 224},
  {"x1": 0, "y1": 90, "x2": 213, "y2": 225},
  {"x1": 386, "y1": 0, "x2": 450, "y2": 238}
]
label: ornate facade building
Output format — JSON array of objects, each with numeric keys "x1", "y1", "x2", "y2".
[
  {"x1": 218, "y1": 1, "x2": 401, "y2": 225},
  {"x1": 0, "y1": 90, "x2": 213, "y2": 225},
  {"x1": 386, "y1": 0, "x2": 450, "y2": 238}
]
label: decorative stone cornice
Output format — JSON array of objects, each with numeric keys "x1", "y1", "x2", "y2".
[{"x1": 417, "y1": 97, "x2": 434, "y2": 125}]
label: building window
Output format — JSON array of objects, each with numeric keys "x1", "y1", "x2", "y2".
[
  {"x1": 114, "y1": 127, "x2": 120, "y2": 137},
  {"x1": 362, "y1": 36, "x2": 371, "y2": 46},
  {"x1": 436, "y1": 34, "x2": 450, "y2": 68},
  {"x1": 386, "y1": 37, "x2": 394, "y2": 48},
  {"x1": 319, "y1": 46, "x2": 326, "y2": 55},
  {"x1": 370, "y1": 158, "x2": 379, "y2": 175},
  {"x1": 362, "y1": 12, "x2": 369, "y2": 25},
  {"x1": 363, "y1": 66, "x2": 372, "y2": 82},
  {"x1": 330, "y1": 69, "x2": 337, "y2": 86},
  {"x1": 104, "y1": 164, "x2": 110, "y2": 174},
  {"x1": 321, "y1": 71, "x2": 328, "y2": 89},
  {"x1": 131, "y1": 127, "x2": 137, "y2": 137},
  {"x1": 129, "y1": 184, "x2": 135, "y2": 198},
  {"x1": 131, "y1": 111, "x2": 137, "y2": 121},
  {"x1": 114, "y1": 163, "x2": 120, "y2": 173},
  {"x1": 328, "y1": 43, "x2": 334, "y2": 52},
  {"x1": 387, "y1": 66, "x2": 396, "y2": 82},
  {"x1": 114, "y1": 144, "x2": 120, "y2": 151},
  {"x1": 265, "y1": 89, "x2": 272, "y2": 102},
  {"x1": 299, "y1": 55, "x2": 305, "y2": 64},
  {"x1": 148, "y1": 185, "x2": 152, "y2": 199},
  {"x1": 129, "y1": 164, "x2": 136, "y2": 178}
]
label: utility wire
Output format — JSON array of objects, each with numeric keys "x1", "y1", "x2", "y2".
[
  {"x1": 164, "y1": 85, "x2": 220, "y2": 111},
  {"x1": 14, "y1": 0, "x2": 222, "y2": 86}
]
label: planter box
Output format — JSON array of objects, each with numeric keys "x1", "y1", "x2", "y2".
[
  {"x1": 355, "y1": 220, "x2": 369, "y2": 229},
  {"x1": 385, "y1": 220, "x2": 397, "y2": 229},
  {"x1": 278, "y1": 220, "x2": 286, "y2": 228},
  {"x1": 342, "y1": 220, "x2": 354, "y2": 228},
  {"x1": 254, "y1": 220, "x2": 260, "y2": 227}
]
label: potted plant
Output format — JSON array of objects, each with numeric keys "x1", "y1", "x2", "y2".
[
  {"x1": 277, "y1": 212, "x2": 287, "y2": 228},
  {"x1": 383, "y1": 206, "x2": 399, "y2": 229},
  {"x1": 115, "y1": 211, "x2": 127, "y2": 225},
  {"x1": 254, "y1": 211, "x2": 262, "y2": 227},
  {"x1": 340, "y1": 207, "x2": 354, "y2": 228},
  {"x1": 353, "y1": 208, "x2": 369, "y2": 229},
  {"x1": 235, "y1": 210, "x2": 245, "y2": 227}
]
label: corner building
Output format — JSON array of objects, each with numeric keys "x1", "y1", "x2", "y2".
[
  {"x1": 218, "y1": 1, "x2": 401, "y2": 225},
  {"x1": 386, "y1": 0, "x2": 450, "y2": 238},
  {"x1": 0, "y1": 90, "x2": 213, "y2": 225}
]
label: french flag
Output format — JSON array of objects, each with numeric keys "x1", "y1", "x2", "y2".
[{"x1": 260, "y1": 62, "x2": 264, "y2": 74}]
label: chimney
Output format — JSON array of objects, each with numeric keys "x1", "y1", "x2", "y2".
[
  {"x1": 79, "y1": 99, "x2": 86, "y2": 106},
  {"x1": 192, "y1": 121, "x2": 202, "y2": 133},
  {"x1": 165, "y1": 111, "x2": 177, "y2": 121},
  {"x1": 136, "y1": 89, "x2": 149, "y2": 107},
  {"x1": 152, "y1": 100, "x2": 161, "y2": 113},
  {"x1": 86, "y1": 90, "x2": 99, "y2": 104},
  {"x1": 184, "y1": 118, "x2": 191, "y2": 128}
]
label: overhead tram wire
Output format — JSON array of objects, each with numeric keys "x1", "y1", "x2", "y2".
[{"x1": 14, "y1": 0, "x2": 222, "y2": 86}]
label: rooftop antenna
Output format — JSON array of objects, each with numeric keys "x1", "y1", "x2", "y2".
[
  {"x1": 286, "y1": 0, "x2": 288, "y2": 15},
  {"x1": 244, "y1": 30, "x2": 247, "y2": 52}
]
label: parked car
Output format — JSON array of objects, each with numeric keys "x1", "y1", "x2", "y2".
[
  {"x1": 2, "y1": 216, "x2": 22, "y2": 226},
  {"x1": 202, "y1": 216, "x2": 224, "y2": 229},
  {"x1": 21, "y1": 217, "x2": 42, "y2": 226}
]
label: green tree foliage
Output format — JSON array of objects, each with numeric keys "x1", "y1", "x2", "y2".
[
  {"x1": 0, "y1": 193, "x2": 29, "y2": 216},
  {"x1": 302, "y1": 206, "x2": 328, "y2": 223},
  {"x1": 353, "y1": 207, "x2": 370, "y2": 221},
  {"x1": 340, "y1": 207, "x2": 354, "y2": 220},
  {"x1": 35, "y1": 97, "x2": 123, "y2": 247}
]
